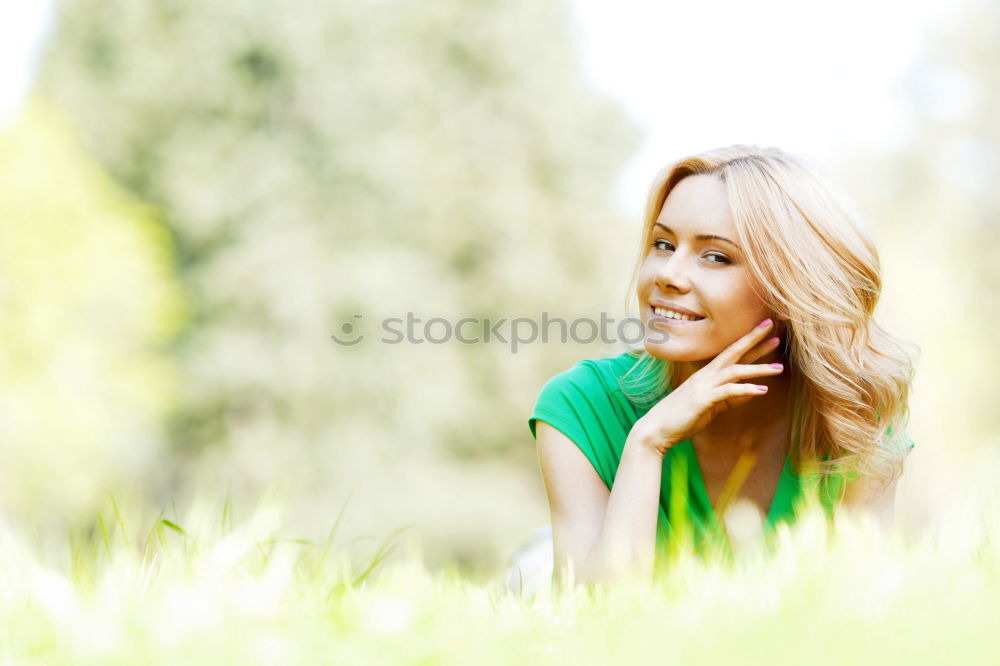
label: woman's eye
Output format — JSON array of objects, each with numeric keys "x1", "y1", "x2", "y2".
[
  {"x1": 650, "y1": 240, "x2": 730, "y2": 264},
  {"x1": 705, "y1": 252, "x2": 731, "y2": 264}
]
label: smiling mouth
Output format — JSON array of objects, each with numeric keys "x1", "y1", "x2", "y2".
[{"x1": 650, "y1": 305, "x2": 705, "y2": 322}]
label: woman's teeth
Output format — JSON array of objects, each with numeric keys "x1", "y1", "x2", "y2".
[{"x1": 653, "y1": 306, "x2": 702, "y2": 321}]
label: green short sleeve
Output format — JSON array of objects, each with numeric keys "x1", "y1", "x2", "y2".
[
  {"x1": 528, "y1": 364, "x2": 603, "y2": 477},
  {"x1": 529, "y1": 369, "x2": 591, "y2": 445},
  {"x1": 835, "y1": 425, "x2": 916, "y2": 489},
  {"x1": 528, "y1": 358, "x2": 641, "y2": 489},
  {"x1": 885, "y1": 423, "x2": 916, "y2": 456}
]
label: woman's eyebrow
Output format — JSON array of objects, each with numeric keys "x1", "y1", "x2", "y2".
[{"x1": 653, "y1": 222, "x2": 740, "y2": 249}]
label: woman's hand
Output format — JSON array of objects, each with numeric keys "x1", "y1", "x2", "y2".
[{"x1": 631, "y1": 318, "x2": 784, "y2": 457}]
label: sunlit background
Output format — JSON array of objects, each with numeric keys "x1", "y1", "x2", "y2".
[{"x1": 2, "y1": 0, "x2": 998, "y2": 584}]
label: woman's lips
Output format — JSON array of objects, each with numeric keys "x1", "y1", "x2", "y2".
[{"x1": 649, "y1": 305, "x2": 705, "y2": 326}]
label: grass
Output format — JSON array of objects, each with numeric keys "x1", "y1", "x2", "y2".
[{"x1": 0, "y1": 491, "x2": 998, "y2": 665}]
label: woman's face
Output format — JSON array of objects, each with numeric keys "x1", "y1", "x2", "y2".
[{"x1": 637, "y1": 174, "x2": 772, "y2": 362}]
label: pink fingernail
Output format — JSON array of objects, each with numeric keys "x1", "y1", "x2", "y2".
[
  {"x1": 757, "y1": 318, "x2": 772, "y2": 329},
  {"x1": 769, "y1": 363, "x2": 783, "y2": 369},
  {"x1": 766, "y1": 337, "x2": 780, "y2": 345},
  {"x1": 756, "y1": 385, "x2": 768, "y2": 392}
]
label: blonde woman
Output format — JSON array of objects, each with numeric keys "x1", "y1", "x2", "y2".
[{"x1": 527, "y1": 145, "x2": 917, "y2": 587}]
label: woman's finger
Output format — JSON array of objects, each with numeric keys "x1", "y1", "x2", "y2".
[
  {"x1": 719, "y1": 362, "x2": 784, "y2": 384},
  {"x1": 710, "y1": 318, "x2": 775, "y2": 369},
  {"x1": 737, "y1": 335, "x2": 781, "y2": 365},
  {"x1": 712, "y1": 382, "x2": 770, "y2": 403}
]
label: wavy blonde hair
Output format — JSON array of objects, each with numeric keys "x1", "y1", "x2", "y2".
[{"x1": 619, "y1": 145, "x2": 918, "y2": 488}]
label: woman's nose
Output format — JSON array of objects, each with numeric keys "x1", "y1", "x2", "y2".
[{"x1": 655, "y1": 255, "x2": 692, "y2": 292}]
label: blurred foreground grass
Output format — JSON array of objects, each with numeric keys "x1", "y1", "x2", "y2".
[{"x1": 2, "y1": 489, "x2": 998, "y2": 665}]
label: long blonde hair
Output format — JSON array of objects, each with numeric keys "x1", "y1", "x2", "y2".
[{"x1": 621, "y1": 145, "x2": 918, "y2": 487}]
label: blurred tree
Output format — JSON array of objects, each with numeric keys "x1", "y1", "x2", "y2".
[
  {"x1": 0, "y1": 100, "x2": 184, "y2": 526},
  {"x1": 37, "y1": 0, "x2": 639, "y2": 573}
]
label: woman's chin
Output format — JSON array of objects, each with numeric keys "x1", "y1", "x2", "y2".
[{"x1": 643, "y1": 342, "x2": 712, "y2": 363}]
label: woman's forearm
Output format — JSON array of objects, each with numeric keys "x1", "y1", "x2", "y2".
[{"x1": 577, "y1": 433, "x2": 665, "y2": 584}]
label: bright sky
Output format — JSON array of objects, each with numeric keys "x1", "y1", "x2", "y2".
[
  {"x1": 1, "y1": 0, "x2": 958, "y2": 214},
  {"x1": 569, "y1": 0, "x2": 958, "y2": 214},
  {"x1": 0, "y1": 2, "x2": 53, "y2": 127}
]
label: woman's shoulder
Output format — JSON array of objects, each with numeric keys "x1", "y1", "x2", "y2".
[{"x1": 528, "y1": 350, "x2": 648, "y2": 440}]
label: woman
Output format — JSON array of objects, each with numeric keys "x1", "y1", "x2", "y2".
[{"x1": 527, "y1": 145, "x2": 917, "y2": 587}]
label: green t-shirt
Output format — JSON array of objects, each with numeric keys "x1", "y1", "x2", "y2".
[{"x1": 528, "y1": 351, "x2": 914, "y2": 563}]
